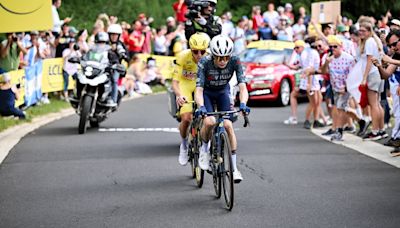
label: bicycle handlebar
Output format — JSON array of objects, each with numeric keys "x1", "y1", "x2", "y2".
[{"x1": 204, "y1": 110, "x2": 250, "y2": 128}]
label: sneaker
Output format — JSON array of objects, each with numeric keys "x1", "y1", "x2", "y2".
[
  {"x1": 178, "y1": 143, "x2": 188, "y2": 166},
  {"x1": 284, "y1": 117, "x2": 298, "y2": 125},
  {"x1": 379, "y1": 130, "x2": 389, "y2": 139},
  {"x1": 233, "y1": 170, "x2": 243, "y2": 183},
  {"x1": 344, "y1": 125, "x2": 356, "y2": 134},
  {"x1": 199, "y1": 146, "x2": 210, "y2": 170},
  {"x1": 303, "y1": 120, "x2": 311, "y2": 129},
  {"x1": 330, "y1": 132, "x2": 343, "y2": 141},
  {"x1": 313, "y1": 120, "x2": 325, "y2": 128},
  {"x1": 357, "y1": 119, "x2": 368, "y2": 136},
  {"x1": 322, "y1": 128, "x2": 335, "y2": 136},
  {"x1": 390, "y1": 148, "x2": 400, "y2": 157},
  {"x1": 40, "y1": 96, "x2": 50, "y2": 104},
  {"x1": 385, "y1": 138, "x2": 400, "y2": 147},
  {"x1": 362, "y1": 132, "x2": 382, "y2": 141}
]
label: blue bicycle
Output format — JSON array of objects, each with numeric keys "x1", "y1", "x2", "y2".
[{"x1": 205, "y1": 110, "x2": 249, "y2": 210}]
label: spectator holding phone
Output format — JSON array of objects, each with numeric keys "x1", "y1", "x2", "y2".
[
  {"x1": 0, "y1": 33, "x2": 27, "y2": 72},
  {"x1": 0, "y1": 73, "x2": 25, "y2": 119}
]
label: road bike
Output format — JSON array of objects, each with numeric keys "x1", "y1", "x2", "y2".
[{"x1": 205, "y1": 110, "x2": 249, "y2": 210}]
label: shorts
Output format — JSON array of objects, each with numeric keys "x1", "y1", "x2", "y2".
[
  {"x1": 367, "y1": 72, "x2": 384, "y2": 93},
  {"x1": 333, "y1": 91, "x2": 350, "y2": 110},
  {"x1": 203, "y1": 87, "x2": 231, "y2": 113},
  {"x1": 177, "y1": 81, "x2": 196, "y2": 114},
  {"x1": 298, "y1": 89, "x2": 307, "y2": 95}
]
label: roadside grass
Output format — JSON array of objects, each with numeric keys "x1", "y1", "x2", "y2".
[
  {"x1": 0, "y1": 85, "x2": 167, "y2": 133},
  {"x1": 0, "y1": 98, "x2": 70, "y2": 133}
]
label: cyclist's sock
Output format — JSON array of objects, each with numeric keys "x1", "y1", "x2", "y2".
[
  {"x1": 182, "y1": 138, "x2": 188, "y2": 148},
  {"x1": 202, "y1": 140, "x2": 209, "y2": 152},
  {"x1": 231, "y1": 153, "x2": 237, "y2": 172}
]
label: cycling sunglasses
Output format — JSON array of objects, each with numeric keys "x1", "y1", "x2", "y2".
[
  {"x1": 191, "y1": 50, "x2": 206, "y2": 55},
  {"x1": 329, "y1": 45, "x2": 339, "y2": 49},
  {"x1": 215, "y1": 56, "x2": 231, "y2": 62}
]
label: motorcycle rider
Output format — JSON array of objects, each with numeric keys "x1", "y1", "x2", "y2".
[
  {"x1": 172, "y1": 32, "x2": 210, "y2": 166},
  {"x1": 184, "y1": 0, "x2": 222, "y2": 40},
  {"x1": 107, "y1": 24, "x2": 129, "y2": 105}
]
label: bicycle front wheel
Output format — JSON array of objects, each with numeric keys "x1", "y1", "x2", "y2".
[{"x1": 220, "y1": 132, "x2": 234, "y2": 210}]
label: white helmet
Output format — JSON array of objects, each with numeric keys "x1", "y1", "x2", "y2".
[
  {"x1": 107, "y1": 24, "x2": 122, "y2": 34},
  {"x1": 205, "y1": 0, "x2": 217, "y2": 4},
  {"x1": 210, "y1": 35, "x2": 234, "y2": 57}
]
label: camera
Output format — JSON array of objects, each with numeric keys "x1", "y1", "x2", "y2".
[
  {"x1": 185, "y1": 0, "x2": 210, "y2": 19},
  {"x1": 12, "y1": 36, "x2": 18, "y2": 42},
  {"x1": 328, "y1": 47, "x2": 333, "y2": 56}
]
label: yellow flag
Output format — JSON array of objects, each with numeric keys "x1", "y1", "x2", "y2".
[{"x1": 0, "y1": 0, "x2": 53, "y2": 33}]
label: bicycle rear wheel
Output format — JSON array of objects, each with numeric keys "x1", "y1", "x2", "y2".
[
  {"x1": 220, "y1": 132, "x2": 234, "y2": 210},
  {"x1": 211, "y1": 136, "x2": 222, "y2": 198}
]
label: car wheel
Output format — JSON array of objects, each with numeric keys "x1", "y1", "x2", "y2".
[{"x1": 278, "y1": 79, "x2": 290, "y2": 106}]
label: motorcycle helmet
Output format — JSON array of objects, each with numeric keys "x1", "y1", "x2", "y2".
[
  {"x1": 189, "y1": 32, "x2": 210, "y2": 50},
  {"x1": 95, "y1": 32, "x2": 109, "y2": 43},
  {"x1": 107, "y1": 24, "x2": 122, "y2": 34},
  {"x1": 209, "y1": 35, "x2": 234, "y2": 57}
]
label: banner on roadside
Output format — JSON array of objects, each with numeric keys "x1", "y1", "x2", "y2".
[
  {"x1": 0, "y1": 0, "x2": 53, "y2": 33},
  {"x1": 9, "y1": 69, "x2": 25, "y2": 107},
  {"x1": 42, "y1": 58, "x2": 75, "y2": 93},
  {"x1": 137, "y1": 54, "x2": 176, "y2": 79}
]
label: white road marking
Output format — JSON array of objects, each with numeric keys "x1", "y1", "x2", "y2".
[
  {"x1": 312, "y1": 127, "x2": 400, "y2": 168},
  {"x1": 99, "y1": 128, "x2": 180, "y2": 133}
]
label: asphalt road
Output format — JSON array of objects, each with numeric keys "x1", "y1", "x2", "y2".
[{"x1": 1, "y1": 94, "x2": 400, "y2": 228}]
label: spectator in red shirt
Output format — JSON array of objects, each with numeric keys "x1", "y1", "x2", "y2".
[
  {"x1": 173, "y1": 0, "x2": 188, "y2": 23},
  {"x1": 127, "y1": 20, "x2": 145, "y2": 58}
]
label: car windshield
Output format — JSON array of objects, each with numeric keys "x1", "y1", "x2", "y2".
[{"x1": 239, "y1": 48, "x2": 293, "y2": 64}]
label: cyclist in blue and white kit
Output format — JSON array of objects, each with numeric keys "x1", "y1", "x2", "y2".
[{"x1": 195, "y1": 35, "x2": 250, "y2": 183}]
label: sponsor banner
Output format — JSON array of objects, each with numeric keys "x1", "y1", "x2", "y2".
[
  {"x1": 24, "y1": 61, "x2": 43, "y2": 107},
  {"x1": 9, "y1": 69, "x2": 25, "y2": 107},
  {"x1": 42, "y1": 58, "x2": 75, "y2": 93},
  {"x1": 137, "y1": 54, "x2": 175, "y2": 79},
  {"x1": 0, "y1": 0, "x2": 53, "y2": 33}
]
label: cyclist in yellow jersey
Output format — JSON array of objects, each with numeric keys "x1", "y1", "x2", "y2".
[{"x1": 173, "y1": 32, "x2": 211, "y2": 166}]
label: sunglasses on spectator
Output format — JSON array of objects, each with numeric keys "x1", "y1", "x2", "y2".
[
  {"x1": 191, "y1": 50, "x2": 206, "y2": 55},
  {"x1": 389, "y1": 39, "x2": 399, "y2": 48},
  {"x1": 329, "y1": 45, "x2": 339, "y2": 49},
  {"x1": 317, "y1": 45, "x2": 323, "y2": 48},
  {"x1": 215, "y1": 56, "x2": 230, "y2": 62},
  {"x1": 294, "y1": 46, "x2": 301, "y2": 50}
]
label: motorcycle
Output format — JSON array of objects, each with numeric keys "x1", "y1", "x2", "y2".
[{"x1": 68, "y1": 48, "x2": 126, "y2": 134}]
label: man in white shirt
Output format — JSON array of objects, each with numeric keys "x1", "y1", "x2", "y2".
[
  {"x1": 262, "y1": 3, "x2": 279, "y2": 29},
  {"x1": 52, "y1": 0, "x2": 72, "y2": 35}
]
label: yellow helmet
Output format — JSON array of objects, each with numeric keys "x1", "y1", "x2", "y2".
[{"x1": 189, "y1": 32, "x2": 211, "y2": 50}]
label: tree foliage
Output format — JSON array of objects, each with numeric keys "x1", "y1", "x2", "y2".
[{"x1": 59, "y1": 0, "x2": 400, "y2": 30}]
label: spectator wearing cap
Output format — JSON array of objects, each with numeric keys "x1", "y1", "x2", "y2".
[
  {"x1": 172, "y1": 0, "x2": 188, "y2": 23},
  {"x1": 0, "y1": 73, "x2": 25, "y2": 119},
  {"x1": 292, "y1": 17, "x2": 306, "y2": 41},
  {"x1": 23, "y1": 31, "x2": 40, "y2": 67},
  {"x1": 166, "y1": 16, "x2": 177, "y2": 35},
  {"x1": 262, "y1": 3, "x2": 279, "y2": 29},
  {"x1": 284, "y1": 3, "x2": 294, "y2": 25},
  {"x1": 258, "y1": 18, "x2": 273, "y2": 40},
  {"x1": 390, "y1": 19, "x2": 400, "y2": 31},
  {"x1": 337, "y1": 25, "x2": 356, "y2": 57},
  {"x1": 274, "y1": 15, "x2": 293, "y2": 41}
]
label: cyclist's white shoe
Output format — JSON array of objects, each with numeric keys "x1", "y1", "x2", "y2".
[
  {"x1": 233, "y1": 170, "x2": 243, "y2": 183},
  {"x1": 199, "y1": 146, "x2": 210, "y2": 170},
  {"x1": 178, "y1": 143, "x2": 189, "y2": 166}
]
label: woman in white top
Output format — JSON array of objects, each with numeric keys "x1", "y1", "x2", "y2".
[{"x1": 358, "y1": 21, "x2": 385, "y2": 140}]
